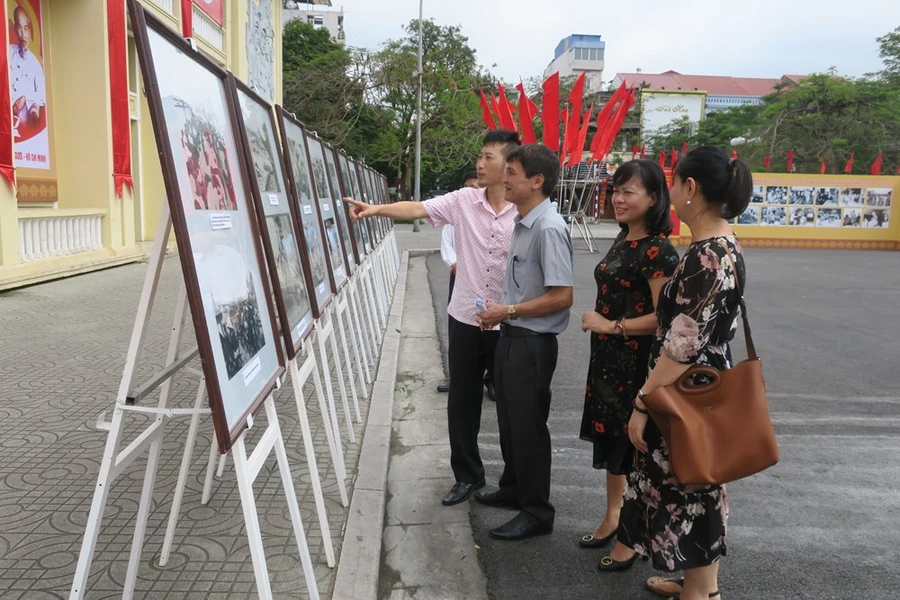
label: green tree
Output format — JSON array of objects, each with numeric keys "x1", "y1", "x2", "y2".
[{"x1": 876, "y1": 25, "x2": 900, "y2": 84}]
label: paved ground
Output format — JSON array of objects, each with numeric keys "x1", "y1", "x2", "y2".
[
  {"x1": 0, "y1": 255, "x2": 372, "y2": 599},
  {"x1": 425, "y1": 241, "x2": 900, "y2": 599}
]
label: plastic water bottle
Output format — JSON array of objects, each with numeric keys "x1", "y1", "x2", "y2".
[{"x1": 474, "y1": 298, "x2": 486, "y2": 312}]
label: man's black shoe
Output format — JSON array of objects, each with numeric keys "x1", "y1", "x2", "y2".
[
  {"x1": 441, "y1": 480, "x2": 485, "y2": 506},
  {"x1": 474, "y1": 489, "x2": 519, "y2": 509},
  {"x1": 484, "y1": 380, "x2": 496, "y2": 402},
  {"x1": 489, "y1": 512, "x2": 553, "y2": 541},
  {"x1": 437, "y1": 381, "x2": 450, "y2": 393}
]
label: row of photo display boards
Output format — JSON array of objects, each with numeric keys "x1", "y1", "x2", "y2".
[
  {"x1": 130, "y1": 2, "x2": 393, "y2": 453},
  {"x1": 735, "y1": 184, "x2": 892, "y2": 229}
]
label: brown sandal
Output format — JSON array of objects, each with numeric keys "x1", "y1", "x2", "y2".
[{"x1": 646, "y1": 576, "x2": 684, "y2": 597}]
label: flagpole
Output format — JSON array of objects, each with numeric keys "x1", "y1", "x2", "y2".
[{"x1": 412, "y1": 0, "x2": 424, "y2": 233}]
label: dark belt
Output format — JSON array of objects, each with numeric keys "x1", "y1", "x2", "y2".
[{"x1": 499, "y1": 323, "x2": 552, "y2": 337}]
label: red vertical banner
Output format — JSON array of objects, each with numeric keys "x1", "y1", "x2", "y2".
[
  {"x1": 108, "y1": 0, "x2": 131, "y2": 197},
  {"x1": 540, "y1": 72, "x2": 560, "y2": 152},
  {"x1": 0, "y1": 2, "x2": 14, "y2": 185},
  {"x1": 181, "y1": 0, "x2": 193, "y2": 37}
]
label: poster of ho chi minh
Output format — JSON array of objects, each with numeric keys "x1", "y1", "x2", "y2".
[
  {"x1": 305, "y1": 134, "x2": 348, "y2": 290},
  {"x1": 275, "y1": 107, "x2": 334, "y2": 317},
  {"x1": 229, "y1": 75, "x2": 315, "y2": 360},
  {"x1": 129, "y1": 2, "x2": 284, "y2": 452},
  {"x1": 321, "y1": 142, "x2": 357, "y2": 273}
]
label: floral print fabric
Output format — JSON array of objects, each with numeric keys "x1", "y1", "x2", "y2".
[{"x1": 618, "y1": 235, "x2": 746, "y2": 572}]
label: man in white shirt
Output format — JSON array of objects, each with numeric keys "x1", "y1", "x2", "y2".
[
  {"x1": 10, "y1": 7, "x2": 45, "y2": 127},
  {"x1": 437, "y1": 171, "x2": 478, "y2": 393}
]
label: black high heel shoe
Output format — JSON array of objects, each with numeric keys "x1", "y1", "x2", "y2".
[
  {"x1": 596, "y1": 551, "x2": 648, "y2": 572},
  {"x1": 578, "y1": 529, "x2": 616, "y2": 549}
]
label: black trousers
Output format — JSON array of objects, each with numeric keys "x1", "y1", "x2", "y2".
[
  {"x1": 494, "y1": 331, "x2": 559, "y2": 525},
  {"x1": 447, "y1": 316, "x2": 498, "y2": 484}
]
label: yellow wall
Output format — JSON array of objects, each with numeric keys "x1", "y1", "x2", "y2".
[{"x1": 673, "y1": 173, "x2": 900, "y2": 250}]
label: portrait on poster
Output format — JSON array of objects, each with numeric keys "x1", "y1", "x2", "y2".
[
  {"x1": 842, "y1": 208, "x2": 861, "y2": 227},
  {"x1": 138, "y1": 21, "x2": 282, "y2": 439},
  {"x1": 816, "y1": 208, "x2": 841, "y2": 227},
  {"x1": 8, "y1": 0, "x2": 49, "y2": 170},
  {"x1": 789, "y1": 187, "x2": 814, "y2": 205},
  {"x1": 816, "y1": 187, "x2": 838, "y2": 206},
  {"x1": 324, "y1": 147, "x2": 357, "y2": 268},
  {"x1": 347, "y1": 159, "x2": 372, "y2": 254},
  {"x1": 765, "y1": 186, "x2": 787, "y2": 205}
]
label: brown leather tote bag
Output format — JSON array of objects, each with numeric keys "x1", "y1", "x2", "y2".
[{"x1": 643, "y1": 246, "x2": 779, "y2": 486}]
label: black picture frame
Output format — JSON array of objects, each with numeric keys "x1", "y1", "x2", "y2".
[{"x1": 305, "y1": 134, "x2": 349, "y2": 291}]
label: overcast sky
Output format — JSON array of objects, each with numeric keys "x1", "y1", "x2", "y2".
[{"x1": 337, "y1": 0, "x2": 900, "y2": 85}]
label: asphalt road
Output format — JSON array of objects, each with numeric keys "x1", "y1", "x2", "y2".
[{"x1": 426, "y1": 241, "x2": 900, "y2": 600}]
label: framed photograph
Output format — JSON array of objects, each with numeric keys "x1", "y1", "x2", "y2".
[
  {"x1": 129, "y1": 2, "x2": 284, "y2": 452},
  {"x1": 305, "y1": 135, "x2": 348, "y2": 290},
  {"x1": 345, "y1": 156, "x2": 373, "y2": 257},
  {"x1": 362, "y1": 166, "x2": 384, "y2": 244},
  {"x1": 750, "y1": 185, "x2": 765, "y2": 204},
  {"x1": 789, "y1": 187, "x2": 814, "y2": 205},
  {"x1": 379, "y1": 174, "x2": 394, "y2": 234},
  {"x1": 862, "y1": 208, "x2": 890, "y2": 228},
  {"x1": 737, "y1": 206, "x2": 760, "y2": 225},
  {"x1": 816, "y1": 208, "x2": 841, "y2": 227},
  {"x1": 788, "y1": 207, "x2": 815, "y2": 226},
  {"x1": 842, "y1": 208, "x2": 862, "y2": 227},
  {"x1": 275, "y1": 107, "x2": 333, "y2": 315},
  {"x1": 230, "y1": 76, "x2": 314, "y2": 360},
  {"x1": 866, "y1": 188, "x2": 892, "y2": 207},
  {"x1": 765, "y1": 186, "x2": 787, "y2": 205},
  {"x1": 839, "y1": 188, "x2": 863, "y2": 207},
  {"x1": 815, "y1": 187, "x2": 838, "y2": 206},
  {"x1": 334, "y1": 150, "x2": 363, "y2": 265},
  {"x1": 322, "y1": 142, "x2": 357, "y2": 274},
  {"x1": 761, "y1": 207, "x2": 786, "y2": 226},
  {"x1": 353, "y1": 160, "x2": 379, "y2": 247}
]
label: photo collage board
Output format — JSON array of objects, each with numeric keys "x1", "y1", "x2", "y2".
[
  {"x1": 130, "y1": 1, "x2": 391, "y2": 452},
  {"x1": 739, "y1": 180, "x2": 893, "y2": 230}
]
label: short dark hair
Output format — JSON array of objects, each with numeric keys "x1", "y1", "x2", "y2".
[
  {"x1": 506, "y1": 144, "x2": 560, "y2": 197},
  {"x1": 483, "y1": 130, "x2": 521, "y2": 158},
  {"x1": 612, "y1": 160, "x2": 674, "y2": 236},
  {"x1": 675, "y1": 146, "x2": 752, "y2": 219},
  {"x1": 462, "y1": 170, "x2": 478, "y2": 185}
]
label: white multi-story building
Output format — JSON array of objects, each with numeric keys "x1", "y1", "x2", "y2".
[
  {"x1": 283, "y1": 1, "x2": 345, "y2": 44},
  {"x1": 543, "y1": 34, "x2": 606, "y2": 94}
]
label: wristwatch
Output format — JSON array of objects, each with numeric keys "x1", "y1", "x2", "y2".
[
  {"x1": 507, "y1": 305, "x2": 518, "y2": 321},
  {"x1": 613, "y1": 318, "x2": 628, "y2": 339}
]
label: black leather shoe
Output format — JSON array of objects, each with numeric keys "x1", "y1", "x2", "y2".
[
  {"x1": 596, "y1": 551, "x2": 647, "y2": 572},
  {"x1": 441, "y1": 480, "x2": 484, "y2": 506},
  {"x1": 474, "y1": 489, "x2": 520, "y2": 509},
  {"x1": 489, "y1": 512, "x2": 553, "y2": 541},
  {"x1": 579, "y1": 529, "x2": 617, "y2": 549},
  {"x1": 484, "y1": 380, "x2": 496, "y2": 401},
  {"x1": 437, "y1": 381, "x2": 450, "y2": 393}
]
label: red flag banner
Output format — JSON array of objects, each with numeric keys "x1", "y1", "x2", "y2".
[
  {"x1": 763, "y1": 155, "x2": 771, "y2": 170},
  {"x1": 640, "y1": 144, "x2": 646, "y2": 158},
  {"x1": 595, "y1": 88, "x2": 636, "y2": 161},
  {"x1": 631, "y1": 145, "x2": 639, "y2": 159},
  {"x1": 870, "y1": 154, "x2": 883, "y2": 175},
  {"x1": 195, "y1": 0, "x2": 224, "y2": 26},
  {"x1": 565, "y1": 73, "x2": 586, "y2": 157},
  {"x1": 659, "y1": 149, "x2": 667, "y2": 168},
  {"x1": 786, "y1": 149, "x2": 794, "y2": 172},
  {"x1": 0, "y1": 1, "x2": 14, "y2": 185},
  {"x1": 559, "y1": 108, "x2": 570, "y2": 166},
  {"x1": 515, "y1": 81, "x2": 536, "y2": 143},
  {"x1": 569, "y1": 103, "x2": 593, "y2": 167},
  {"x1": 479, "y1": 89, "x2": 497, "y2": 130},
  {"x1": 496, "y1": 83, "x2": 517, "y2": 132},
  {"x1": 820, "y1": 159, "x2": 826, "y2": 174},
  {"x1": 682, "y1": 140, "x2": 689, "y2": 156},
  {"x1": 589, "y1": 81, "x2": 627, "y2": 155},
  {"x1": 844, "y1": 152, "x2": 854, "y2": 174},
  {"x1": 108, "y1": 0, "x2": 132, "y2": 197},
  {"x1": 541, "y1": 72, "x2": 560, "y2": 152},
  {"x1": 181, "y1": 0, "x2": 192, "y2": 37},
  {"x1": 730, "y1": 149, "x2": 738, "y2": 160},
  {"x1": 670, "y1": 149, "x2": 678, "y2": 167}
]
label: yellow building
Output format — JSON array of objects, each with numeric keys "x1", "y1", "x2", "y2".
[{"x1": 0, "y1": 0, "x2": 284, "y2": 291}]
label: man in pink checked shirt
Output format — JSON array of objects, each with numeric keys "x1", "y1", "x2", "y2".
[{"x1": 347, "y1": 130, "x2": 521, "y2": 507}]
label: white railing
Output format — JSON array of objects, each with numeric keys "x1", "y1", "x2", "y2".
[
  {"x1": 192, "y1": 5, "x2": 224, "y2": 51},
  {"x1": 146, "y1": 0, "x2": 175, "y2": 15},
  {"x1": 18, "y1": 213, "x2": 104, "y2": 263}
]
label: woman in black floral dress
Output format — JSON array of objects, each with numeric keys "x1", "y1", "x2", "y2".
[
  {"x1": 579, "y1": 160, "x2": 678, "y2": 550},
  {"x1": 598, "y1": 147, "x2": 753, "y2": 600}
]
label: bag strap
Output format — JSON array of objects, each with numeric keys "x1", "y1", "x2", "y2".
[{"x1": 717, "y1": 241, "x2": 758, "y2": 361}]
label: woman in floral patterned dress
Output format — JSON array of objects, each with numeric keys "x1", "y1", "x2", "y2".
[
  {"x1": 579, "y1": 160, "x2": 678, "y2": 550},
  {"x1": 598, "y1": 146, "x2": 753, "y2": 600}
]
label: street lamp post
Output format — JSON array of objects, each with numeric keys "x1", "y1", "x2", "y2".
[{"x1": 412, "y1": 0, "x2": 424, "y2": 232}]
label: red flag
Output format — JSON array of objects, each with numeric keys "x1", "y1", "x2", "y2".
[
  {"x1": 786, "y1": 149, "x2": 794, "y2": 172},
  {"x1": 682, "y1": 141, "x2": 689, "y2": 156},
  {"x1": 640, "y1": 144, "x2": 646, "y2": 158},
  {"x1": 569, "y1": 104, "x2": 593, "y2": 167},
  {"x1": 631, "y1": 145, "x2": 639, "y2": 159},
  {"x1": 565, "y1": 73, "x2": 587, "y2": 157},
  {"x1": 730, "y1": 149, "x2": 738, "y2": 160},
  {"x1": 658, "y1": 150, "x2": 667, "y2": 168},
  {"x1": 844, "y1": 152, "x2": 854, "y2": 174},
  {"x1": 0, "y1": 0, "x2": 12, "y2": 186},
  {"x1": 763, "y1": 155, "x2": 771, "y2": 170},
  {"x1": 479, "y1": 89, "x2": 497, "y2": 130},
  {"x1": 589, "y1": 81, "x2": 627, "y2": 154},
  {"x1": 496, "y1": 83, "x2": 517, "y2": 132},
  {"x1": 181, "y1": 0, "x2": 193, "y2": 37},
  {"x1": 820, "y1": 159, "x2": 827, "y2": 174},
  {"x1": 559, "y1": 108, "x2": 570, "y2": 166},
  {"x1": 541, "y1": 73, "x2": 561, "y2": 152},
  {"x1": 670, "y1": 149, "x2": 679, "y2": 167},
  {"x1": 870, "y1": 154, "x2": 884, "y2": 175},
  {"x1": 514, "y1": 82, "x2": 536, "y2": 143},
  {"x1": 109, "y1": 0, "x2": 133, "y2": 197},
  {"x1": 595, "y1": 88, "x2": 636, "y2": 160},
  {"x1": 490, "y1": 92, "x2": 503, "y2": 126}
]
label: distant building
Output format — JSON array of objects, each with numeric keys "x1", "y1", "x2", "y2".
[
  {"x1": 283, "y1": 1, "x2": 345, "y2": 44},
  {"x1": 543, "y1": 34, "x2": 606, "y2": 94}
]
